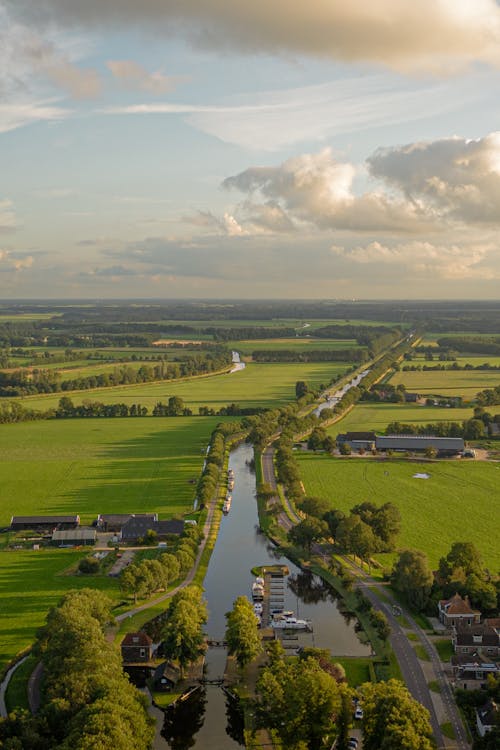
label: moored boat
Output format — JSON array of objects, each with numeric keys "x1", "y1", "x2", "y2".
[{"x1": 271, "y1": 615, "x2": 312, "y2": 631}]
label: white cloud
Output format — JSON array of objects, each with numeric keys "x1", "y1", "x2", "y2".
[
  {"x1": 368, "y1": 132, "x2": 500, "y2": 224},
  {"x1": 0, "y1": 200, "x2": 18, "y2": 230},
  {"x1": 12, "y1": 0, "x2": 500, "y2": 74},
  {"x1": 0, "y1": 101, "x2": 71, "y2": 133},
  {"x1": 0, "y1": 249, "x2": 33, "y2": 271},
  {"x1": 107, "y1": 60, "x2": 185, "y2": 95}
]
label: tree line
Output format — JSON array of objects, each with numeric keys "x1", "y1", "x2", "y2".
[
  {"x1": 0, "y1": 589, "x2": 154, "y2": 749},
  {"x1": 251, "y1": 348, "x2": 368, "y2": 363},
  {"x1": 385, "y1": 416, "x2": 498, "y2": 440}
]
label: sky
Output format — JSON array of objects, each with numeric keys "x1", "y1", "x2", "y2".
[{"x1": 2, "y1": 0, "x2": 500, "y2": 300}]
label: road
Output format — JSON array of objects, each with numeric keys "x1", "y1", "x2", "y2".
[{"x1": 260, "y1": 444, "x2": 469, "y2": 750}]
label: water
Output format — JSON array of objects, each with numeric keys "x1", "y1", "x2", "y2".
[{"x1": 157, "y1": 443, "x2": 370, "y2": 749}]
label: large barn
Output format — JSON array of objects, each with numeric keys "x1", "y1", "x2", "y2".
[{"x1": 375, "y1": 435, "x2": 465, "y2": 455}]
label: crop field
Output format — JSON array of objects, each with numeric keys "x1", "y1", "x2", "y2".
[
  {"x1": 405, "y1": 353, "x2": 500, "y2": 368},
  {"x1": 389, "y1": 369, "x2": 500, "y2": 400},
  {"x1": 231, "y1": 337, "x2": 362, "y2": 356},
  {"x1": 0, "y1": 549, "x2": 119, "y2": 671},
  {"x1": 15, "y1": 361, "x2": 349, "y2": 412},
  {"x1": 0, "y1": 417, "x2": 222, "y2": 526},
  {"x1": 327, "y1": 403, "x2": 474, "y2": 435},
  {"x1": 297, "y1": 455, "x2": 500, "y2": 570}
]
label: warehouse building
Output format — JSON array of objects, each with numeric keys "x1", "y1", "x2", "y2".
[{"x1": 375, "y1": 435, "x2": 464, "y2": 455}]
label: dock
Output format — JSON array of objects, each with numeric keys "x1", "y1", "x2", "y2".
[{"x1": 259, "y1": 565, "x2": 288, "y2": 627}]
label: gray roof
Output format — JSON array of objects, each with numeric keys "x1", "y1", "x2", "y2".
[
  {"x1": 52, "y1": 529, "x2": 96, "y2": 541},
  {"x1": 121, "y1": 517, "x2": 184, "y2": 540},
  {"x1": 11, "y1": 515, "x2": 80, "y2": 526},
  {"x1": 97, "y1": 513, "x2": 157, "y2": 528},
  {"x1": 375, "y1": 435, "x2": 464, "y2": 451}
]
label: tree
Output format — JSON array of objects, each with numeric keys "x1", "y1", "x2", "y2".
[
  {"x1": 438, "y1": 541, "x2": 484, "y2": 582},
  {"x1": 391, "y1": 549, "x2": 433, "y2": 612},
  {"x1": 295, "y1": 381, "x2": 309, "y2": 399},
  {"x1": 424, "y1": 445, "x2": 437, "y2": 459},
  {"x1": 225, "y1": 596, "x2": 262, "y2": 669},
  {"x1": 288, "y1": 517, "x2": 329, "y2": 554},
  {"x1": 308, "y1": 427, "x2": 327, "y2": 451},
  {"x1": 361, "y1": 679, "x2": 434, "y2": 750},
  {"x1": 168, "y1": 395, "x2": 185, "y2": 416},
  {"x1": 298, "y1": 495, "x2": 330, "y2": 519},
  {"x1": 162, "y1": 587, "x2": 207, "y2": 677},
  {"x1": 323, "y1": 435, "x2": 336, "y2": 453},
  {"x1": 335, "y1": 515, "x2": 377, "y2": 565},
  {"x1": 256, "y1": 655, "x2": 341, "y2": 750},
  {"x1": 323, "y1": 509, "x2": 346, "y2": 538}
]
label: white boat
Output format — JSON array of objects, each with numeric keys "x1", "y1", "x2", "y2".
[
  {"x1": 228, "y1": 468, "x2": 234, "y2": 478},
  {"x1": 271, "y1": 616, "x2": 312, "y2": 631},
  {"x1": 252, "y1": 583, "x2": 264, "y2": 600},
  {"x1": 223, "y1": 495, "x2": 232, "y2": 513},
  {"x1": 253, "y1": 602, "x2": 263, "y2": 614},
  {"x1": 227, "y1": 479, "x2": 234, "y2": 490},
  {"x1": 255, "y1": 576, "x2": 264, "y2": 586}
]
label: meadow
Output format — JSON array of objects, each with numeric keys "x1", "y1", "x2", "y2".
[
  {"x1": 0, "y1": 549, "x2": 119, "y2": 671},
  {"x1": 14, "y1": 361, "x2": 349, "y2": 412},
  {"x1": 231, "y1": 337, "x2": 362, "y2": 357},
  {"x1": 327, "y1": 402, "x2": 474, "y2": 435},
  {"x1": 389, "y1": 369, "x2": 500, "y2": 400},
  {"x1": 297, "y1": 455, "x2": 500, "y2": 571},
  {"x1": 0, "y1": 417, "x2": 223, "y2": 526}
]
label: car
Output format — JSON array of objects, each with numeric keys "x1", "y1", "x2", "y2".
[
  {"x1": 348, "y1": 738, "x2": 359, "y2": 748},
  {"x1": 354, "y1": 707, "x2": 364, "y2": 720}
]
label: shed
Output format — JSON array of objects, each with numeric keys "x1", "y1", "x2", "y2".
[
  {"x1": 11, "y1": 515, "x2": 80, "y2": 531},
  {"x1": 375, "y1": 435, "x2": 464, "y2": 455},
  {"x1": 154, "y1": 661, "x2": 181, "y2": 691},
  {"x1": 51, "y1": 528, "x2": 96, "y2": 546}
]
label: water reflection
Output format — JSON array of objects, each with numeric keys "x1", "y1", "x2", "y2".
[
  {"x1": 224, "y1": 691, "x2": 245, "y2": 745},
  {"x1": 161, "y1": 687, "x2": 207, "y2": 749}
]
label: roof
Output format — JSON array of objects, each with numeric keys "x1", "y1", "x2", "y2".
[
  {"x1": 52, "y1": 529, "x2": 96, "y2": 541},
  {"x1": 439, "y1": 593, "x2": 478, "y2": 616},
  {"x1": 454, "y1": 622, "x2": 499, "y2": 647},
  {"x1": 98, "y1": 513, "x2": 157, "y2": 525},
  {"x1": 121, "y1": 517, "x2": 185, "y2": 540},
  {"x1": 340, "y1": 431, "x2": 376, "y2": 441},
  {"x1": 476, "y1": 699, "x2": 498, "y2": 728},
  {"x1": 154, "y1": 661, "x2": 180, "y2": 684},
  {"x1": 11, "y1": 515, "x2": 80, "y2": 526},
  {"x1": 376, "y1": 435, "x2": 464, "y2": 451},
  {"x1": 121, "y1": 632, "x2": 153, "y2": 648}
]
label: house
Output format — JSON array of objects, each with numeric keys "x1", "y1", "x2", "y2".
[
  {"x1": 96, "y1": 513, "x2": 158, "y2": 532},
  {"x1": 51, "y1": 528, "x2": 96, "y2": 546},
  {"x1": 120, "y1": 517, "x2": 185, "y2": 542},
  {"x1": 121, "y1": 632, "x2": 153, "y2": 664},
  {"x1": 376, "y1": 435, "x2": 464, "y2": 455},
  {"x1": 404, "y1": 392, "x2": 422, "y2": 403},
  {"x1": 10, "y1": 515, "x2": 80, "y2": 531},
  {"x1": 438, "y1": 593, "x2": 481, "y2": 628},
  {"x1": 154, "y1": 661, "x2": 181, "y2": 692},
  {"x1": 336, "y1": 431, "x2": 376, "y2": 451},
  {"x1": 476, "y1": 699, "x2": 498, "y2": 737},
  {"x1": 451, "y1": 653, "x2": 500, "y2": 687},
  {"x1": 452, "y1": 621, "x2": 500, "y2": 657}
]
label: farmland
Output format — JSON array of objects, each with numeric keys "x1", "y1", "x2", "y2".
[
  {"x1": 14, "y1": 361, "x2": 349, "y2": 412},
  {"x1": 0, "y1": 549, "x2": 119, "y2": 672},
  {"x1": 389, "y1": 369, "x2": 500, "y2": 400},
  {"x1": 297, "y1": 454, "x2": 500, "y2": 571},
  {"x1": 327, "y1": 402, "x2": 474, "y2": 436},
  {"x1": 230, "y1": 337, "x2": 362, "y2": 357},
  {"x1": 0, "y1": 417, "x2": 222, "y2": 526}
]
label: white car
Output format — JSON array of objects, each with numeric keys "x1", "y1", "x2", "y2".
[{"x1": 354, "y1": 707, "x2": 364, "y2": 720}]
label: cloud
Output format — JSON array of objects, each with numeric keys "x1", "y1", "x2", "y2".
[
  {"x1": 107, "y1": 60, "x2": 185, "y2": 95},
  {"x1": 11, "y1": 0, "x2": 500, "y2": 74},
  {"x1": 368, "y1": 132, "x2": 500, "y2": 224},
  {"x1": 0, "y1": 249, "x2": 33, "y2": 271},
  {"x1": 80, "y1": 264, "x2": 136, "y2": 278},
  {"x1": 331, "y1": 240, "x2": 500, "y2": 281},
  {"x1": 223, "y1": 148, "x2": 436, "y2": 233},
  {"x1": 0, "y1": 200, "x2": 18, "y2": 230}
]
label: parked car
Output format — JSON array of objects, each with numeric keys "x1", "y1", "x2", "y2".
[
  {"x1": 348, "y1": 738, "x2": 359, "y2": 748},
  {"x1": 354, "y1": 707, "x2": 364, "y2": 720}
]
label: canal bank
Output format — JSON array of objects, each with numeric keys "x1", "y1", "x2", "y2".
[{"x1": 157, "y1": 443, "x2": 370, "y2": 749}]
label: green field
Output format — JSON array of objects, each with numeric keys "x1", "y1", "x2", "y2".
[
  {"x1": 231, "y1": 337, "x2": 361, "y2": 356},
  {"x1": 14, "y1": 362, "x2": 348, "y2": 412},
  {"x1": 297, "y1": 455, "x2": 500, "y2": 571},
  {"x1": 327, "y1": 403, "x2": 474, "y2": 435},
  {"x1": 0, "y1": 417, "x2": 222, "y2": 526},
  {"x1": 0, "y1": 549, "x2": 119, "y2": 671},
  {"x1": 389, "y1": 370, "x2": 500, "y2": 400}
]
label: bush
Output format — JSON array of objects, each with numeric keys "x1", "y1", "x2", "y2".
[{"x1": 78, "y1": 556, "x2": 100, "y2": 574}]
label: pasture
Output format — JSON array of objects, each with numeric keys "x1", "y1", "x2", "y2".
[
  {"x1": 389, "y1": 369, "x2": 500, "y2": 400},
  {"x1": 0, "y1": 549, "x2": 119, "y2": 671},
  {"x1": 0, "y1": 417, "x2": 222, "y2": 526},
  {"x1": 14, "y1": 361, "x2": 349, "y2": 412},
  {"x1": 231, "y1": 337, "x2": 362, "y2": 357},
  {"x1": 328, "y1": 403, "x2": 474, "y2": 435},
  {"x1": 297, "y1": 455, "x2": 500, "y2": 571}
]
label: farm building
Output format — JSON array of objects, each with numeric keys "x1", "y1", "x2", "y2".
[
  {"x1": 375, "y1": 435, "x2": 464, "y2": 455},
  {"x1": 51, "y1": 528, "x2": 96, "y2": 546},
  {"x1": 404, "y1": 392, "x2": 422, "y2": 403},
  {"x1": 336, "y1": 431, "x2": 376, "y2": 451},
  {"x1": 121, "y1": 632, "x2": 154, "y2": 664},
  {"x1": 120, "y1": 517, "x2": 185, "y2": 542},
  {"x1": 10, "y1": 515, "x2": 80, "y2": 531},
  {"x1": 96, "y1": 513, "x2": 158, "y2": 532},
  {"x1": 438, "y1": 593, "x2": 481, "y2": 628}
]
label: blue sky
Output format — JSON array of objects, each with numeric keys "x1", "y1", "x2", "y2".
[{"x1": 2, "y1": 0, "x2": 500, "y2": 298}]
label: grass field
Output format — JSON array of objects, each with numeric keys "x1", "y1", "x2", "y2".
[
  {"x1": 231, "y1": 337, "x2": 362, "y2": 356},
  {"x1": 0, "y1": 549, "x2": 119, "y2": 671},
  {"x1": 0, "y1": 417, "x2": 223, "y2": 526},
  {"x1": 14, "y1": 362, "x2": 348, "y2": 412},
  {"x1": 327, "y1": 403, "x2": 474, "y2": 435},
  {"x1": 389, "y1": 370, "x2": 500, "y2": 400},
  {"x1": 297, "y1": 455, "x2": 500, "y2": 571}
]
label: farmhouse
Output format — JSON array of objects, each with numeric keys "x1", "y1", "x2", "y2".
[
  {"x1": 96, "y1": 513, "x2": 158, "y2": 533},
  {"x1": 121, "y1": 632, "x2": 154, "y2": 664},
  {"x1": 336, "y1": 431, "x2": 376, "y2": 451},
  {"x1": 120, "y1": 517, "x2": 185, "y2": 542},
  {"x1": 452, "y1": 621, "x2": 500, "y2": 657},
  {"x1": 375, "y1": 435, "x2": 465, "y2": 455},
  {"x1": 438, "y1": 593, "x2": 481, "y2": 628},
  {"x1": 404, "y1": 392, "x2": 422, "y2": 403},
  {"x1": 51, "y1": 528, "x2": 96, "y2": 546},
  {"x1": 10, "y1": 515, "x2": 80, "y2": 531}
]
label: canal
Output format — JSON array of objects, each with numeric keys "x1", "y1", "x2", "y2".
[{"x1": 156, "y1": 443, "x2": 371, "y2": 749}]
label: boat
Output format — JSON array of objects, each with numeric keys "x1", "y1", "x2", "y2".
[
  {"x1": 254, "y1": 576, "x2": 264, "y2": 586},
  {"x1": 252, "y1": 582, "x2": 264, "y2": 600},
  {"x1": 227, "y1": 478, "x2": 234, "y2": 490},
  {"x1": 271, "y1": 615, "x2": 312, "y2": 631},
  {"x1": 223, "y1": 495, "x2": 232, "y2": 514},
  {"x1": 228, "y1": 468, "x2": 234, "y2": 479},
  {"x1": 253, "y1": 602, "x2": 263, "y2": 614}
]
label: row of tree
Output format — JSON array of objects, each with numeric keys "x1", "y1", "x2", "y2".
[
  {"x1": 0, "y1": 590, "x2": 154, "y2": 749},
  {"x1": 437, "y1": 335, "x2": 500, "y2": 356},
  {"x1": 385, "y1": 418, "x2": 494, "y2": 440},
  {"x1": 401, "y1": 362, "x2": 500, "y2": 371},
  {"x1": 476, "y1": 384, "x2": 500, "y2": 406}
]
